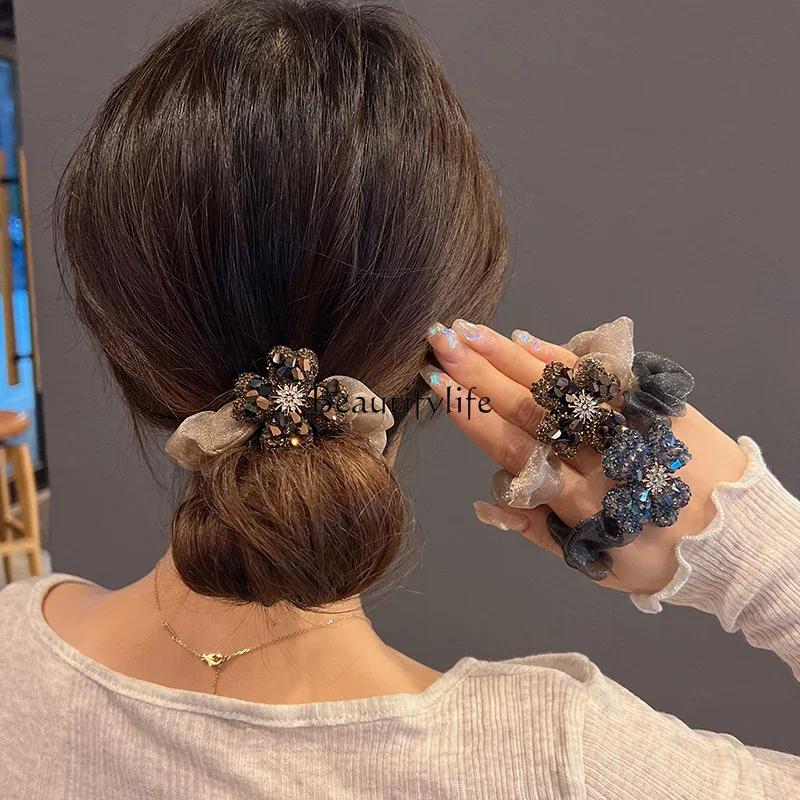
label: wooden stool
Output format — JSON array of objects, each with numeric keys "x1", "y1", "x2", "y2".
[{"x1": 0, "y1": 411, "x2": 41, "y2": 583}]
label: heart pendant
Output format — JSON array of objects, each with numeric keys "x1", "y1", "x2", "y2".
[{"x1": 201, "y1": 652, "x2": 224, "y2": 668}]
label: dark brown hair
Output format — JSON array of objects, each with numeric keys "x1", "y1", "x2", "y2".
[{"x1": 55, "y1": 0, "x2": 507, "y2": 608}]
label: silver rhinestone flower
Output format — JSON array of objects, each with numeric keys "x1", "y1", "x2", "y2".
[
  {"x1": 273, "y1": 383, "x2": 307, "y2": 415},
  {"x1": 570, "y1": 390, "x2": 600, "y2": 424}
]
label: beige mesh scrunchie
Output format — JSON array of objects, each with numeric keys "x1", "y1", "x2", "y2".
[{"x1": 165, "y1": 375, "x2": 395, "y2": 470}]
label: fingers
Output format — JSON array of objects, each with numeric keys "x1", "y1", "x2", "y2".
[
  {"x1": 547, "y1": 465, "x2": 605, "y2": 527},
  {"x1": 563, "y1": 445, "x2": 604, "y2": 478},
  {"x1": 510, "y1": 329, "x2": 580, "y2": 366},
  {"x1": 450, "y1": 320, "x2": 578, "y2": 388},
  {"x1": 474, "y1": 464, "x2": 609, "y2": 553},
  {"x1": 427, "y1": 322, "x2": 609, "y2": 480},
  {"x1": 486, "y1": 460, "x2": 602, "y2": 529},
  {"x1": 428, "y1": 322, "x2": 546, "y2": 437},
  {"x1": 420, "y1": 365, "x2": 538, "y2": 474},
  {"x1": 444, "y1": 322, "x2": 608, "y2": 479},
  {"x1": 473, "y1": 502, "x2": 563, "y2": 556},
  {"x1": 427, "y1": 320, "x2": 618, "y2": 567}
]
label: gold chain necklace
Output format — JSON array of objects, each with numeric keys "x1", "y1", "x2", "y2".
[{"x1": 154, "y1": 559, "x2": 363, "y2": 695}]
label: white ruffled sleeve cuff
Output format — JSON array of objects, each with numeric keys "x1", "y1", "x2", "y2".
[{"x1": 631, "y1": 437, "x2": 800, "y2": 678}]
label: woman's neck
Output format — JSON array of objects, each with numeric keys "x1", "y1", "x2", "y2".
[
  {"x1": 153, "y1": 549, "x2": 367, "y2": 650},
  {"x1": 43, "y1": 550, "x2": 441, "y2": 703}
]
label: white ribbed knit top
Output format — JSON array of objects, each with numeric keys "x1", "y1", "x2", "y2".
[{"x1": 1, "y1": 439, "x2": 799, "y2": 798}]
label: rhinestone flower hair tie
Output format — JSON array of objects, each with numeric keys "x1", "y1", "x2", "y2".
[
  {"x1": 563, "y1": 316, "x2": 695, "y2": 435},
  {"x1": 494, "y1": 316, "x2": 694, "y2": 511},
  {"x1": 545, "y1": 424, "x2": 693, "y2": 581},
  {"x1": 601, "y1": 423, "x2": 692, "y2": 537},
  {"x1": 531, "y1": 357, "x2": 626, "y2": 459},
  {"x1": 165, "y1": 346, "x2": 394, "y2": 470}
]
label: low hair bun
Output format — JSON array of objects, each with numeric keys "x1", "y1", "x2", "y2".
[{"x1": 171, "y1": 433, "x2": 409, "y2": 608}]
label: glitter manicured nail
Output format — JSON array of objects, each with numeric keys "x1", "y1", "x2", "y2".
[
  {"x1": 426, "y1": 321, "x2": 465, "y2": 362},
  {"x1": 441, "y1": 328, "x2": 459, "y2": 350},
  {"x1": 427, "y1": 321, "x2": 458, "y2": 350},
  {"x1": 420, "y1": 365, "x2": 451, "y2": 388},
  {"x1": 473, "y1": 501, "x2": 530, "y2": 533},
  {"x1": 513, "y1": 329, "x2": 543, "y2": 352},
  {"x1": 452, "y1": 318, "x2": 488, "y2": 345}
]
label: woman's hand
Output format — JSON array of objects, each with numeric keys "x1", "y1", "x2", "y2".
[{"x1": 422, "y1": 320, "x2": 749, "y2": 595}]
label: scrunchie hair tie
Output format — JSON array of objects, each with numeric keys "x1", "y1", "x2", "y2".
[
  {"x1": 546, "y1": 511, "x2": 618, "y2": 581},
  {"x1": 165, "y1": 346, "x2": 394, "y2": 470},
  {"x1": 497, "y1": 316, "x2": 694, "y2": 510},
  {"x1": 625, "y1": 351, "x2": 695, "y2": 433}
]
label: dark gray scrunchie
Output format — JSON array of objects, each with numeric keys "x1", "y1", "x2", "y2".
[
  {"x1": 622, "y1": 351, "x2": 695, "y2": 434},
  {"x1": 547, "y1": 511, "x2": 640, "y2": 581}
]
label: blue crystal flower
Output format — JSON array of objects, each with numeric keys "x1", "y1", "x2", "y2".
[{"x1": 601, "y1": 424, "x2": 692, "y2": 537}]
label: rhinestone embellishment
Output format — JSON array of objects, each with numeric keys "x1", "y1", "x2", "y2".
[
  {"x1": 569, "y1": 390, "x2": 600, "y2": 424},
  {"x1": 642, "y1": 463, "x2": 671, "y2": 495},
  {"x1": 531, "y1": 358, "x2": 625, "y2": 458},
  {"x1": 273, "y1": 383, "x2": 306, "y2": 415},
  {"x1": 602, "y1": 424, "x2": 692, "y2": 536}
]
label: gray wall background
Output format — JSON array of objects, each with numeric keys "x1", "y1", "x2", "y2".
[{"x1": 14, "y1": 0, "x2": 800, "y2": 753}]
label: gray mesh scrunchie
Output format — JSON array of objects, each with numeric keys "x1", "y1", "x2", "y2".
[
  {"x1": 546, "y1": 512, "x2": 615, "y2": 581},
  {"x1": 546, "y1": 508, "x2": 643, "y2": 581},
  {"x1": 624, "y1": 351, "x2": 695, "y2": 433}
]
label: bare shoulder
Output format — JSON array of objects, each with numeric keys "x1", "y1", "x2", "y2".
[{"x1": 387, "y1": 646, "x2": 443, "y2": 690}]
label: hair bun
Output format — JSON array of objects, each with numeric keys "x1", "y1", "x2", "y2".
[{"x1": 171, "y1": 432, "x2": 408, "y2": 608}]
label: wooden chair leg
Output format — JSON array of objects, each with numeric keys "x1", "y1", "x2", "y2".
[
  {"x1": 0, "y1": 448, "x2": 12, "y2": 584},
  {"x1": 6, "y1": 444, "x2": 41, "y2": 577}
]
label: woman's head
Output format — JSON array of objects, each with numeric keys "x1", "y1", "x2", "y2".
[{"x1": 56, "y1": 0, "x2": 507, "y2": 608}]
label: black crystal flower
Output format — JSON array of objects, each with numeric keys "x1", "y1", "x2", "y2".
[
  {"x1": 232, "y1": 346, "x2": 350, "y2": 449},
  {"x1": 531, "y1": 357, "x2": 625, "y2": 459},
  {"x1": 601, "y1": 424, "x2": 692, "y2": 537}
]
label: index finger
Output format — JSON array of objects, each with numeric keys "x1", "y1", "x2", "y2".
[{"x1": 451, "y1": 320, "x2": 578, "y2": 389}]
